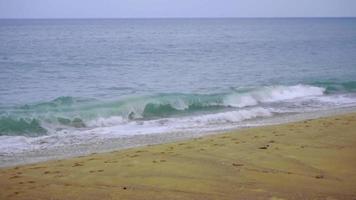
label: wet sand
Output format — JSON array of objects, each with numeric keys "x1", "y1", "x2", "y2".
[{"x1": 1, "y1": 113, "x2": 356, "y2": 200}]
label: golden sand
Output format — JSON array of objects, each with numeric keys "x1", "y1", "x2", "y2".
[{"x1": 1, "y1": 113, "x2": 356, "y2": 200}]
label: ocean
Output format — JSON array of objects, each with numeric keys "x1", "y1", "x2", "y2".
[{"x1": 1, "y1": 18, "x2": 356, "y2": 166}]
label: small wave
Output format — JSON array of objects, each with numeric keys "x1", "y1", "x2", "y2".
[
  {"x1": 312, "y1": 81, "x2": 356, "y2": 93},
  {"x1": 57, "y1": 117, "x2": 86, "y2": 128},
  {"x1": 141, "y1": 102, "x2": 224, "y2": 119},
  {"x1": 0, "y1": 117, "x2": 47, "y2": 136},
  {"x1": 186, "y1": 107, "x2": 273, "y2": 124},
  {"x1": 223, "y1": 84, "x2": 325, "y2": 108},
  {"x1": 2, "y1": 84, "x2": 353, "y2": 136},
  {"x1": 19, "y1": 96, "x2": 95, "y2": 110}
]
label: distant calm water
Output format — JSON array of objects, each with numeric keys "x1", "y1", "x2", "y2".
[{"x1": 0, "y1": 18, "x2": 356, "y2": 166}]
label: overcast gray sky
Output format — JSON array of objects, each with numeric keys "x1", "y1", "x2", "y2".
[{"x1": 0, "y1": 0, "x2": 355, "y2": 18}]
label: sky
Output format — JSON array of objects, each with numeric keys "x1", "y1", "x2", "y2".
[{"x1": 0, "y1": 0, "x2": 355, "y2": 19}]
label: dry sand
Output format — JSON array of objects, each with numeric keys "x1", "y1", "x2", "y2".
[{"x1": 1, "y1": 113, "x2": 356, "y2": 200}]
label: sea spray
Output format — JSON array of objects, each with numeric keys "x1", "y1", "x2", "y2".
[{"x1": 1, "y1": 84, "x2": 354, "y2": 136}]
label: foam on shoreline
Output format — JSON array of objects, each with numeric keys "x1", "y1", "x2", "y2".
[
  {"x1": 1, "y1": 111, "x2": 356, "y2": 199},
  {"x1": 1, "y1": 106, "x2": 356, "y2": 168}
]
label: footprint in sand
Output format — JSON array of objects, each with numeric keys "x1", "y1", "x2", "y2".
[
  {"x1": 9, "y1": 175, "x2": 21, "y2": 179},
  {"x1": 259, "y1": 144, "x2": 270, "y2": 150},
  {"x1": 87, "y1": 158, "x2": 100, "y2": 161},
  {"x1": 152, "y1": 160, "x2": 167, "y2": 163},
  {"x1": 275, "y1": 134, "x2": 285, "y2": 137},
  {"x1": 135, "y1": 150, "x2": 147, "y2": 153},
  {"x1": 104, "y1": 160, "x2": 118, "y2": 164},
  {"x1": 72, "y1": 162, "x2": 84, "y2": 167},
  {"x1": 315, "y1": 175, "x2": 324, "y2": 179},
  {"x1": 43, "y1": 171, "x2": 61, "y2": 175},
  {"x1": 29, "y1": 166, "x2": 46, "y2": 170},
  {"x1": 89, "y1": 169, "x2": 104, "y2": 173},
  {"x1": 232, "y1": 163, "x2": 244, "y2": 167}
]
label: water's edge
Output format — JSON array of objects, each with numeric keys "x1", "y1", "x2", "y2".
[{"x1": 1, "y1": 106, "x2": 355, "y2": 168}]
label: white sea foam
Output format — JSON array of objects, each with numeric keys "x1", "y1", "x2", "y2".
[
  {"x1": 1, "y1": 84, "x2": 356, "y2": 167},
  {"x1": 312, "y1": 95, "x2": 356, "y2": 105},
  {"x1": 185, "y1": 107, "x2": 273, "y2": 124},
  {"x1": 223, "y1": 85, "x2": 325, "y2": 108},
  {"x1": 0, "y1": 107, "x2": 274, "y2": 154},
  {"x1": 86, "y1": 116, "x2": 128, "y2": 127},
  {"x1": 0, "y1": 136, "x2": 32, "y2": 153}
]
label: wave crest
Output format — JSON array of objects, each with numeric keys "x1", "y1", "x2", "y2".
[
  {"x1": 1, "y1": 84, "x2": 346, "y2": 136},
  {"x1": 188, "y1": 107, "x2": 273, "y2": 124},
  {"x1": 223, "y1": 85, "x2": 325, "y2": 108},
  {"x1": 0, "y1": 117, "x2": 47, "y2": 136}
]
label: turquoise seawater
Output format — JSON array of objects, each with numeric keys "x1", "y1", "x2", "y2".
[{"x1": 0, "y1": 18, "x2": 356, "y2": 163}]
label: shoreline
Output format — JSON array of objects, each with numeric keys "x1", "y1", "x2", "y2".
[
  {"x1": 1, "y1": 106, "x2": 356, "y2": 168},
  {"x1": 1, "y1": 112, "x2": 356, "y2": 199}
]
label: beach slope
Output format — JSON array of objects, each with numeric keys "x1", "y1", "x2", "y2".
[{"x1": 1, "y1": 113, "x2": 356, "y2": 200}]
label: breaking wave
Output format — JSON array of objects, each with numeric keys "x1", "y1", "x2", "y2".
[{"x1": 1, "y1": 83, "x2": 355, "y2": 136}]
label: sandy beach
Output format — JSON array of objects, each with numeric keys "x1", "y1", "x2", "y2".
[{"x1": 0, "y1": 113, "x2": 356, "y2": 200}]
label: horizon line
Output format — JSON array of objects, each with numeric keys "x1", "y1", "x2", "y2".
[{"x1": 1, "y1": 16, "x2": 356, "y2": 20}]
